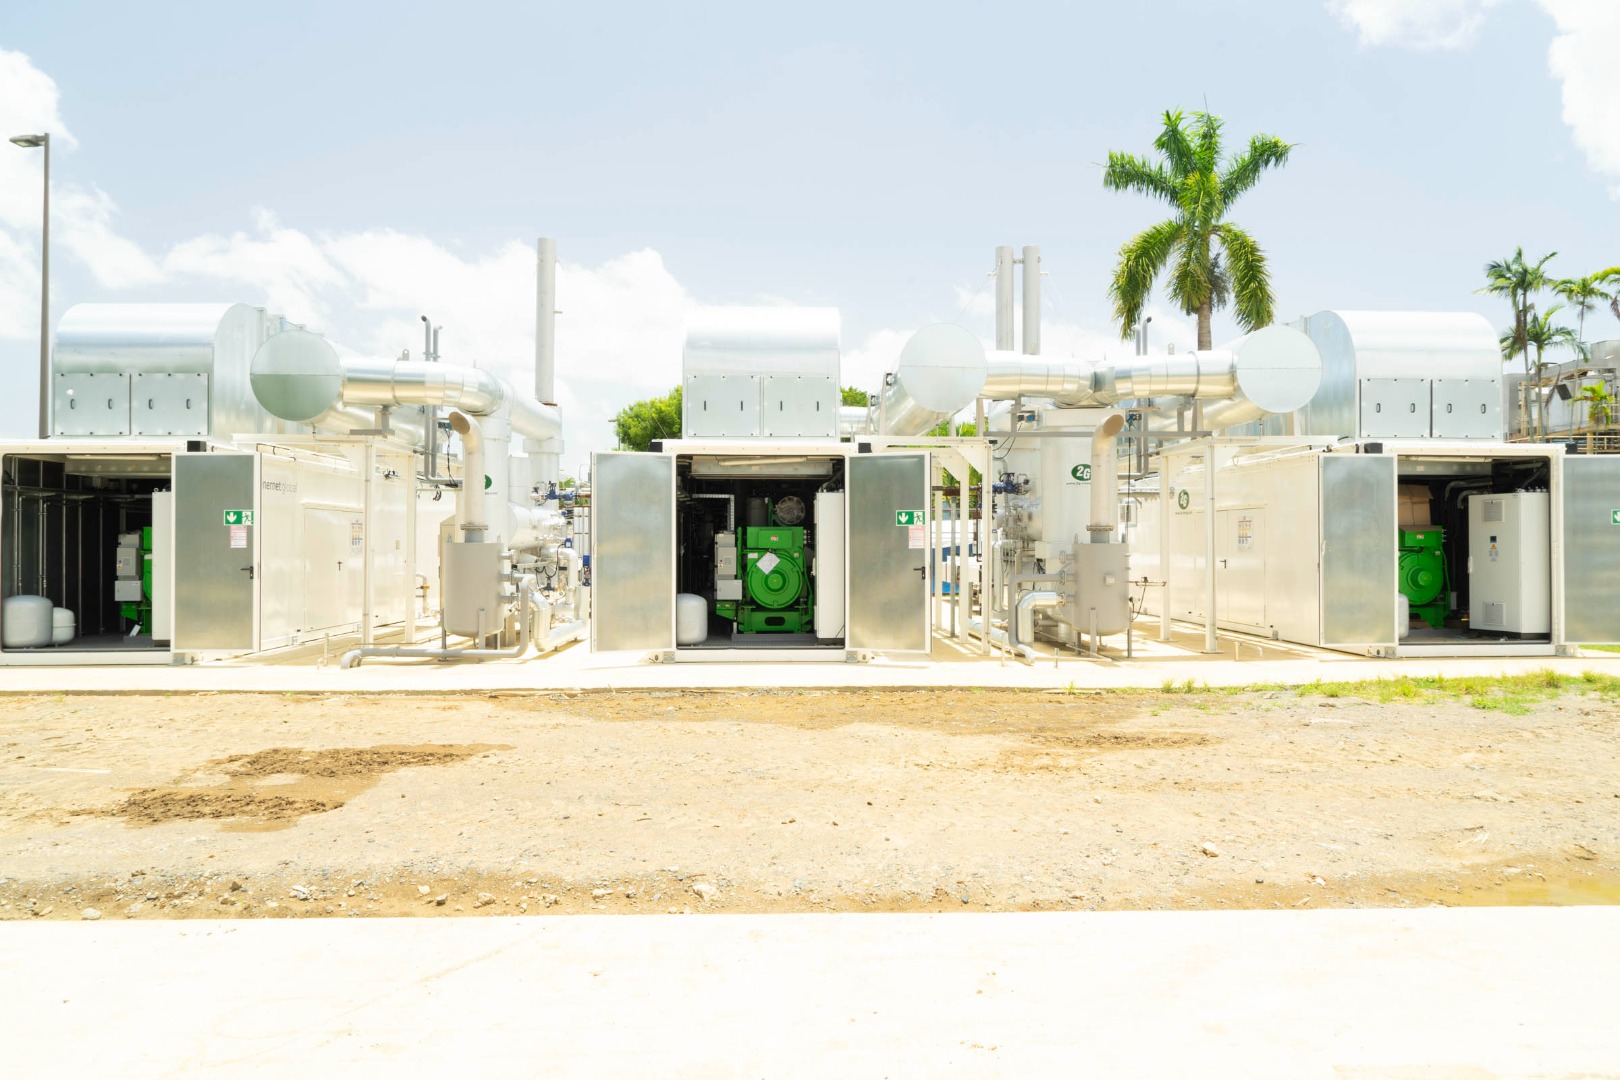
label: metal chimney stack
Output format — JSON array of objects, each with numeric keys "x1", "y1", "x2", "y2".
[
  {"x1": 1021, "y1": 245, "x2": 1040, "y2": 355},
  {"x1": 536, "y1": 237, "x2": 557, "y2": 406}
]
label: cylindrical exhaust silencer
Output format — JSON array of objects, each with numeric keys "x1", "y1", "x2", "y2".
[{"x1": 879, "y1": 323, "x2": 988, "y2": 436}]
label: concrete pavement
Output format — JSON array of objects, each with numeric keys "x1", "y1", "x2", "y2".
[{"x1": 2, "y1": 907, "x2": 1615, "y2": 1076}]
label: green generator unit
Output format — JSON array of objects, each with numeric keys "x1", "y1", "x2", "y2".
[
  {"x1": 116, "y1": 527, "x2": 155, "y2": 632},
  {"x1": 1398, "y1": 527, "x2": 1448, "y2": 630},
  {"x1": 716, "y1": 525, "x2": 813, "y2": 633}
]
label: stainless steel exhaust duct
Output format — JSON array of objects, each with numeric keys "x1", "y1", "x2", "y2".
[
  {"x1": 250, "y1": 328, "x2": 562, "y2": 442},
  {"x1": 878, "y1": 323, "x2": 989, "y2": 436}
]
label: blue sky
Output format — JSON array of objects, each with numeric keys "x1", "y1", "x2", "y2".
[{"x1": 1, "y1": 0, "x2": 1616, "y2": 459}]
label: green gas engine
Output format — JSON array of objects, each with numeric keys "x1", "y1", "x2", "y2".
[
  {"x1": 716, "y1": 525, "x2": 813, "y2": 633},
  {"x1": 1398, "y1": 527, "x2": 1448, "y2": 630}
]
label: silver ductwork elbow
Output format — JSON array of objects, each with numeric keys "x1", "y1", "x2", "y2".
[{"x1": 878, "y1": 323, "x2": 988, "y2": 435}]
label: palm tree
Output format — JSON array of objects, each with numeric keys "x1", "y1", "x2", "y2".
[
  {"x1": 1103, "y1": 110, "x2": 1292, "y2": 350},
  {"x1": 1479, "y1": 247, "x2": 1557, "y2": 372},
  {"x1": 1577, "y1": 383, "x2": 1613, "y2": 430},
  {"x1": 1552, "y1": 273, "x2": 1615, "y2": 345},
  {"x1": 1523, "y1": 304, "x2": 1581, "y2": 439},
  {"x1": 1597, "y1": 267, "x2": 1620, "y2": 325}
]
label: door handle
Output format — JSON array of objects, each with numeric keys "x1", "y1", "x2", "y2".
[
  {"x1": 241, "y1": 566, "x2": 255, "y2": 580},
  {"x1": 914, "y1": 565, "x2": 926, "y2": 579}
]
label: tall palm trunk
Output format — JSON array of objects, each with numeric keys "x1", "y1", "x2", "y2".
[{"x1": 1197, "y1": 298, "x2": 1213, "y2": 351}]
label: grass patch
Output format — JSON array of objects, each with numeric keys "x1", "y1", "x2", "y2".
[
  {"x1": 1289, "y1": 669, "x2": 1620, "y2": 712},
  {"x1": 1583, "y1": 644, "x2": 1620, "y2": 654}
]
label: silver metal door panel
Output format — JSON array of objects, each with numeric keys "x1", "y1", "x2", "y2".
[
  {"x1": 1320, "y1": 455, "x2": 1396, "y2": 645},
  {"x1": 53, "y1": 372, "x2": 130, "y2": 436},
  {"x1": 132, "y1": 372, "x2": 209, "y2": 436},
  {"x1": 173, "y1": 452, "x2": 258, "y2": 651},
  {"x1": 1561, "y1": 456, "x2": 1620, "y2": 642},
  {"x1": 684, "y1": 374, "x2": 760, "y2": 438},
  {"x1": 1430, "y1": 378, "x2": 1500, "y2": 439},
  {"x1": 590, "y1": 452, "x2": 675, "y2": 651},
  {"x1": 1359, "y1": 378, "x2": 1430, "y2": 438},
  {"x1": 847, "y1": 452, "x2": 930, "y2": 652},
  {"x1": 1217, "y1": 508, "x2": 1266, "y2": 628},
  {"x1": 760, "y1": 375, "x2": 837, "y2": 438}
]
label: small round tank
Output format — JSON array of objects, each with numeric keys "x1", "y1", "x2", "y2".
[
  {"x1": 51, "y1": 607, "x2": 76, "y2": 646},
  {"x1": 675, "y1": 593, "x2": 709, "y2": 645},
  {"x1": 2, "y1": 596, "x2": 54, "y2": 649}
]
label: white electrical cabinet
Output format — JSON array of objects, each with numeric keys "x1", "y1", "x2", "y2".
[{"x1": 1468, "y1": 492, "x2": 1550, "y2": 634}]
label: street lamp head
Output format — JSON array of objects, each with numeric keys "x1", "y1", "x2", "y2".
[{"x1": 9, "y1": 133, "x2": 46, "y2": 148}]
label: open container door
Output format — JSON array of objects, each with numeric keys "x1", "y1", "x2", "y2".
[
  {"x1": 847, "y1": 451, "x2": 930, "y2": 653},
  {"x1": 1319, "y1": 453, "x2": 1397, "y2": 648},
  {"x1": 172, "y1": 450, "x2": 259, "y2": 653},
  {"x1": 1560, "y1": 455, "x2": 1620, "y2": 644},
  {"x1": 590, "y1": 451, "x2": 675, "y2": 651}
]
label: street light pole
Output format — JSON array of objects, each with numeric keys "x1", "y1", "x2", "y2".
[{"x1": 10, "y1": 132, "x2": 50, "y2": 438}]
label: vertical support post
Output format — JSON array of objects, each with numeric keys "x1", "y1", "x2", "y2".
[
  {"x1": 1021, "y1": 245, "x2": 1040, "y2": 356},
  {"x1": 1203, "y1": 443, "x2": 1218, "y2": 654},
  {"x1": 404, "y1": 452, "x2": 418, "y2": 643},
  {"x1": 362, "y1": 441, "x2": 375, "y2": 647},
  {"x1": 929, "y1": 482, "x2": 940, "y2": 635},
  {"x1": 994, "y1": 246, "x2": 1015, "y2": 352},
  {"x1": 1159, "y1": 454, "x2": 1172, "y2": 642},
  {"x1": 38, "y1": 133, "x2": 50, "y2": 440}
]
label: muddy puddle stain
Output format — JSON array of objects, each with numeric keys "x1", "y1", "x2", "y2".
[
  {"x1": 89, "y1": 743, "x2": 510, "y2": 832},
  {"x1": 1456, "y1": 875, "x2": 1620, "y2": 907}
]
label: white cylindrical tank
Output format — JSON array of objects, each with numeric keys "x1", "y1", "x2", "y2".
[
  {"x1": 814, "y1": 492, "x2": 846, "y2": 640},
  {"x1": 52, "y1": 608, "x2": 76, "y2": 646},
  {"x1": 676, "y1": 593, "x2": 708, "y2": 645},
  {"x1": 2, "y1": 596, "x2": 54, "y2": 648}
]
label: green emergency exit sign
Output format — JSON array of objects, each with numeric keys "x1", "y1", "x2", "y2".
[
  {"x1": 1611, "y1": 509, "x2": 1620, "y2": 525},
  {"x1": 895, "y1": 510, "x2": 926, "y2": 526},
  {"x1": 223, "y1": 510, "x2": 255, "y2": 526}
]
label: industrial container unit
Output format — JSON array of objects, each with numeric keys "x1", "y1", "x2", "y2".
[
  {"x1": 1130, "y1": 441, "x2": 1620, "y2": 655},
  {"x1": 0, "y1": 436, "x2": 418, "y2": 664},
  {"x1": 0, "y1": 238, "x2": 583, "y2": 666},
  {"x1": 591, "y1": 308, "x2": 932, "y2": 660},
  {"x1": 592, "y1": 441, "x2": 931, "y2": 660}
]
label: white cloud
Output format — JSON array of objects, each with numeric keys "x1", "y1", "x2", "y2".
[
  {"x1": 0, "y1": 47, "x2": 161, "y2": 294},
  {"x1": 1325, "y1": 0, "x2": 1620, "y2": 194},
  {"x1": 1325, "y1": 0, "x2": 1504, "y2": 50},
  {"x1": 1540, "y1": 0, "x2": 1620, "y2": 193}
]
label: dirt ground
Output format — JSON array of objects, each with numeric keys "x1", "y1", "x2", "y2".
[{"x1": 1, "y1": 686, "x2": 1616, "y2": 921}]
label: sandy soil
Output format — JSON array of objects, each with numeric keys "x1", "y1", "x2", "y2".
[{"x1": 1, "y1": 687, "x2": 1616, "y2": 921}]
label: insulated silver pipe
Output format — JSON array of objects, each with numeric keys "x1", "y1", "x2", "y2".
[
  {"x1": 250, "y1": 327, "x2": 561, "y2": 442},
  {"x1": 838, "y1": 404, "x2": 873, "y2": 438},
  {"x1": 981, "y1": 353, "x2": 1092, "y2": 406},
  {"x1": 448, "y1": 411, "x2": 487, "y2": 539},
  {"x1": 1088, "y1": 411, "x2": 1127, "y2": 541},
  {"x1": 994, "y1": 246, "x2": 1015, "y2": 351}
]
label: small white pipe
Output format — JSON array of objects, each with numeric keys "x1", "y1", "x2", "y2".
[{"x1": 535, "y1": 237, "x2": 557, "y2": 405}]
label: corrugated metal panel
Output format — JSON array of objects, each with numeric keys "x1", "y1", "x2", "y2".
[
  {"x1": 1320, "y1": 454, "x2": 1396, "y2": 646},
  {"x1": 589, "y1": 452, "x2": 675, "y2": 652},
  {"x1": 1561, "y1": 456, "x2": 1620, "y2": 643}
]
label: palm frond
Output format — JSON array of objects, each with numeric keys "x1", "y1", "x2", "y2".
[
  {"x1": 1102, "y1": 152, "x2": 1178, "y2": 203},
  {"x1": 1220, "y1": 134, "x2": 1293, "y2": 204},
  {"x1": 1191, "y1": 111, "x2": 1224, "y2": 172},
  {"x1": 1153, "y1": 110, "x2": 1197, "y2": 178},
  {"x1": 1165, "y1": 231, "x2": 1212, "y2": 317},
  {"x1": 1176, "y1": 168, "x2": 1223, "y2": 226},
  {"x1": 1214, "y1": 222, "x2": 1273, "y2": 331},
  {"x1": 1107, "y1": 219, "x2": 1184, "y2": 338}
]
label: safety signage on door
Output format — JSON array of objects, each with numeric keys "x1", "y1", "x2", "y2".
[
  {"x1": 1610, "y1": 509, "x2": 1620, "y2": 525},
  {"x1": 223, "y1": 509, "x2": 255, "y2": 526},
  {"x1": 895, "y1": 510, "x2": 926, "y2": 526}
]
